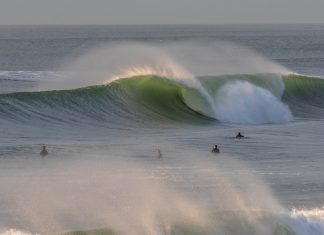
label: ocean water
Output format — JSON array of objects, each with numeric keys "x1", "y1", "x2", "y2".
[{"x1": 0, "y1": 25, "x2": 323, "y2": 235}]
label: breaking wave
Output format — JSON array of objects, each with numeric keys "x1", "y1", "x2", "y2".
[{"x1": 1, "y1": 73, "x2": 324, "y2": 126}]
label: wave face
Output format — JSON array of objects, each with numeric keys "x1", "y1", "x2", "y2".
[
  {"x1": 283, "y1": 75, "x2": 324, "y2": 118},
  {"x1": 0, "y1": 73, "x2": 324, "y2": 126},
  {"x1": 0, "y1": 75, "x2": 213, "y2": 128}
]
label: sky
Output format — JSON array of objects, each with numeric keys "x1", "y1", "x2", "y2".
[{"x1": 1, "y1": 0, "x2": 324, "y2": 25}]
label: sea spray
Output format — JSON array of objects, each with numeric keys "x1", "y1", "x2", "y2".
[
  {"x1": 159, "y1": 41, "x2": 292, "y2": 76},
  {"x1": 38, "y1": 41, "x2": 291, "y2": 92},
  {"x1": 0, "y1": 150, "x2": 283, "y2": 234},
  {"x1": 1, "y1": 144, "x2": 323, "y2": 235},
  {"x1": 36, "y1": 43, "x2": 218, "y2": 118}
]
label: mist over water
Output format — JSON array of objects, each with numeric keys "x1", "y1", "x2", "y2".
[
  {"x1": 0, "y1": 151, "x2": 297, "y2": 234},
  {"x1": 1, "y1": 149, "x2": 323, "y2": 235},
  {"x1": 39, "y1": 41, "x2": 291, "y2": 91}
]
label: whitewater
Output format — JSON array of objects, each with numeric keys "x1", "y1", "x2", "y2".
[{"x1": 0, "y1": 25, "x2": 323, "y2": 235}]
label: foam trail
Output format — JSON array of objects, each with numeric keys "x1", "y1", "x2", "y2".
[{"x1": 214, "y1": 81, "x2": 293, "y2": 124}]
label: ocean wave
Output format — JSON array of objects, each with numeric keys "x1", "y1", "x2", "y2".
[
  {"x1": 0, "y1": 73, "x2": 323, "y2": 126},
  {"x1": 0, "y1": 71, "x2": 59, "y2": 82}
]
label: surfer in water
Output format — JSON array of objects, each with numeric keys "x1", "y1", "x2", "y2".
[
  {"x1": 236, "y1": 132, "x2": 244, "y2": 138},
  {"x1": 40, "y1": 146, "x2": 48, "y2": 156},
  {"x1": 212, "y1": 145, "x2": 220, "y2": 153},
  {"x1": 157, "y1": 149, "x2": 162, "y2": 158}
]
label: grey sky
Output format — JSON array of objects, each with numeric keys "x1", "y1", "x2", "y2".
[{"x1": 1, "y1": 0, "x2": 323, "y2": 24}]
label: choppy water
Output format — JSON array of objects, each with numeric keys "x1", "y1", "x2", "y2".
[{"x1": 0, "y1": 25, "x2": 323, "y2": 235}]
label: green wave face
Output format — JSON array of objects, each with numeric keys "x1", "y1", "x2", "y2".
[
  {"x1": 0, "y1": 75, "x2": 214, "y2": 126},
  {"x1": 282, "y1": 74, "x2": 324, "y2": 118},
  {"x1": 111, "y1": 75, "x2": 214, "y2": 122},
  {"x1": 0, "y1": 73, "x2": 324, "y2": 126}
]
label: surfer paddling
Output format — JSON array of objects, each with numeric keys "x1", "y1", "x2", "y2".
[
  {"x1": 212, "y1": 145, "x2": 220, "y2": 153},
  {"x1": 235, "y1": 132, "x2": 244, "y2": 139},
  {"x1": 40, "y1": 146, "x2": 48, "y2": 156}
]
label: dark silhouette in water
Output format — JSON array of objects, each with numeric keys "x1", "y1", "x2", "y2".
[
  {"x1": 157, "y1": 149, "x2": 162, "y2": 158},
  {"x1": 40, "y1": 146, "x2": 48, "y2": 156},
  {"x1": 212, "y1": 145, "x2": 220, "y2": 153},
  {"x1": 236, "y1": 132, "x2": 244, "y2": 138}
]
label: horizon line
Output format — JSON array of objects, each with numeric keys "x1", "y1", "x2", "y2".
[{"x1": 0, "y1": 23, "x2": 324, "y2": 26}]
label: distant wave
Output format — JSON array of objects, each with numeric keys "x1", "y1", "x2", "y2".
[{"x1": 0, "y1": 71, "x2": 59, "y2": 82}]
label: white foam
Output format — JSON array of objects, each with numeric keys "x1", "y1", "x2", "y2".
[
  {"x1": 0, "y1": 229, "x2": 39, "y2": 235},
  {"x1": 291, "y1": 207, "x2": 324, "y2": 220},
  {"x1": 286, "y1": 207, "x2": 324, "y2": 235},
  {"x1": 214, "y1": 81, "x2": 293, "y2": 124}
]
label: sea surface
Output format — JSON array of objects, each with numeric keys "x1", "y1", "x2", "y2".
[{"x1": 0, "y1": 25, "x2": 323, "y2": 235}]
